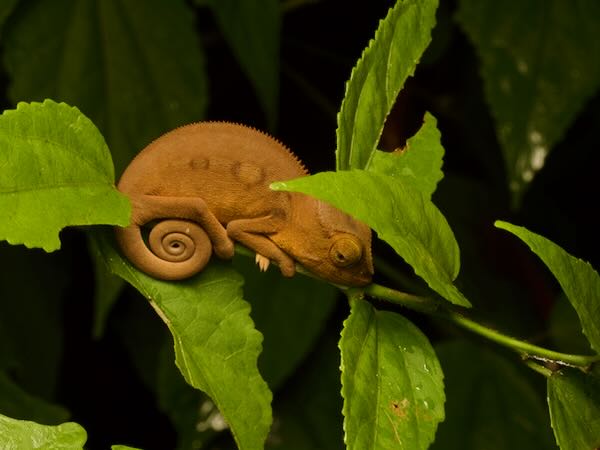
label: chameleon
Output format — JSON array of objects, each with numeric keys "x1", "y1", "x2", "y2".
[{"x1": 115, "y1": 122, "x2": 373, "y2": 287}]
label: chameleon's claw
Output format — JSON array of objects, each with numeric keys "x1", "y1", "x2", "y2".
[{"x1": 255, "y1": 253, "x2": 270, "y2": 272}]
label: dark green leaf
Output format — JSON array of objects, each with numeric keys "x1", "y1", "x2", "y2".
[
  {"x1": 273, "y1": 171, "x2": 470, "y2": 307},
  {"x1": 0, "y1": 100, "x2": 130, "y2": 251},
  {"x1": 232, "y1": 254, "x2": 337, "y2": 389},
  {"x1": 4, "y1": 0, "x2": 208, "y2": 174},
  {"x1": 0, "y1": 371, "x2": 69, "y2": 426},
  {"x1": 88, "y1": 236, "x2": 125, "y2": 339},
  {"x1": 456, "y1": 0, "x2": 600, "y2": 205},
  {"x1": 91, "y1": 229, "x2": 272, "y2": 450},
  {"x1": 204, "y1": 0, "x2": 280, "y2": 129},
  {"x1": 340, "y1": 298, "x2": 445, "y2": 450},
  {"x1": 0, "y1": 0, "x2": 18, "y2": 34},
  {"x1": 0, "y1": 413, "x2": 86, "y2": 449},
  {"x1": 547, "y1": 366, "x2": 600, "y2": 450},
  {"x1": 268, "y1": 330, "x2": 344, "y2": 450},
  {"x1": 337, "y1": 0, "x2": 438, "y2": 170},
  {"x1": 368, "y1": 112, "x2": 444, "y2": 198},
  {"x1": 549, "y1": 294, "x2": 593, "y2": 355},
  {"x1": 432, "y1": 340, "x2": 555, "y2": 450},
  {"x1": 495, "y1": 221, "x2": 600, "y2": 353},
  {"x1": 0, "y1": 243, "x2": 68, "y2": 399}
]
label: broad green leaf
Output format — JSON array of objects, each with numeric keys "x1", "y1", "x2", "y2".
[
  {"x1": 91, "y1": 229, "x2": 272, "y2": 450},
  {"x1": 203, "y1": 0, "x2": 280, "y2": 129},
  {"x1": 456, "y1": 0, "x2": 600, "y2": 205},
  {"x1": 0, "y1": 413, "x2": 86, "y2": 449},
  {"x1": 0, "y1": 244, "x2": 68, "y2": 399},
  {"x1": 0, "y1": 371, "x2": 69, "y2": 426},
  {"x1": 232, "y1": 254, "x2": 337, "y2": 389},
  {"x1": 3, "y1": 0, "x2": 208, "y2": 175},
  {"x1": 432, "y1": 340, "x2": 555, "y2": 450},
  {"x1": 337, "y1": 0, "x2": 438, "y2": 170},
  {"x1": 368, "y1": 112, "x2": 444, "y2": 198},
  {"x1": 0, "y1": 100, "x2": 130, "y2": 251},
  {"x1": 547, "y1": 366, "x2": 600, "y2": 450},
  {"x1": 340, "y1": 298, "x2": 444, "y2": 450},
  {"x1": 273, "y1": 171, "x2": 470, "y2": 307},
  {"x1": 495, "y1": 221, "x2": 600, "y2": 353},
  {"x1": 112, "y1": 446, "x2": 142, "y2": 450}
]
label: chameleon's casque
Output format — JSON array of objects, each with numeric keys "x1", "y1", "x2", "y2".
[{"x1": 115, "y1": 122, "x2": 373, "y2": 286}]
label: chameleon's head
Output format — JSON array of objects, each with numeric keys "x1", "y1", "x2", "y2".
[{"x1": 288, "y1": 198, "x2": 373, "y2": 287}]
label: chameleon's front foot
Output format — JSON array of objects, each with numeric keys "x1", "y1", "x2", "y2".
[
  {"x1": 277, "y1": 256, "x2": 296, "y2": 277},
  {"x1": 213, "y1": 236, "x2": 235, "y2": 260}
]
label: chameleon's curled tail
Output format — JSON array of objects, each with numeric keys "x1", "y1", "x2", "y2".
[{"x1": 115, "y1": 219, "x2": 212, "y2": 281}]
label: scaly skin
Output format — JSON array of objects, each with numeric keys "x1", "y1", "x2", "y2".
[{"x1": 115, "y1": 122, "x2": 373, "y2": 286}]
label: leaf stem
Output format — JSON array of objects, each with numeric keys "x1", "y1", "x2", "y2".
[{"x1": 361, "y1": 282, "x2": 600, "y2": 368}]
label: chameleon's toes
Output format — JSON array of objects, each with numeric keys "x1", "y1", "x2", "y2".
[
  {"x1": 214, "y1": 237, "x2": 235, "y2": 259},
  {"x1": 255, "y1": 253, "x2": 270, "y2": 272},
  {"x1": 279, "y1": 259, "x2": 296, "y2": 277}
]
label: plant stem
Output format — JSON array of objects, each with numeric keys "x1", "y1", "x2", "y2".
[
  {"x1": 445, "y1": 310, "x2": 600, "y2": 367},
  {"x1": 362, "y1": 282, "x2": 600, "y2": 368}
]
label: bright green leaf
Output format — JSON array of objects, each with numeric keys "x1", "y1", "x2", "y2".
[
  {"x1": 273, "y1": 171, "x2": 470, "y2": 307},
  {"x1": 337, "y1": 0, "x2": 438, "y2": 170},
  {"x1": 0, "y1": 413, "x2": 86, "y2": 449},
  {"x1": 91, "y1": 229, "x2": 272, "y2": 450},
  {"x1": 432, "y1": 340, "x2": 555, "y2": 450},
  {"x1": 3, "y1": 0, "x2": 208, "y2": 174},
  {"x1": 204, "y1": 0, "x2": 280, "y2": 129},
  {"x1": 495, "y1": 221, "x2": 600, "y2": 353},
  {"x1": 456, "y1": 0, "x2": 600, "y2": 205},
  {"x1": 111, "y1": 446, "x2": 142, "y2": 450},
  {"x1": 547, "y1": 366, "x2": 600, "y2": 450},
  {"x1": 0, "y1": 100, "x2": 130, "y2": 251},
  {"x1": 232, "y1": 254, "x2": 337, "y2": 389},
  {"x1": 368, "y1": 112, "x2": 444, "y2": 198},
  {"x1": 340, "y1": 298, "x2": 445, "y2": 450}
]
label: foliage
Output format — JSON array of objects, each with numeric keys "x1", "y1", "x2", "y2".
[{"x1": 0, "y1": 0, "x2": 598, "y2": 449}]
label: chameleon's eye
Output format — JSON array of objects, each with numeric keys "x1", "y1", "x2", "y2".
[{"x1": 329, "y1": 236, "x2": 362, "y2": 268}]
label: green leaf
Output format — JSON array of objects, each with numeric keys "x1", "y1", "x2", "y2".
[
  {"x1": 88, "y1": 236, "x2": 125, "y2": 339},
  {"x1": 3, "y1": 0, "x2": 208, "y2": 175},
  {"x1": 456, "y1": 0, "x2": 600, "y2": 205},
  {"x1": 368, "y1": 112, "x2": 444, "y2": 198},
  {"x1": 232, "y1": 254, "x2": 337, "y2": 389},
  {"x1": 268, "y1": 331, "x2": 344, "y2": 450},
  {"x1": 112, "y1": 446, "x2": 142, "y2": 450},
  {"x1": 273, "y1": 171, "x2": 470, "y2": 307},
  {"x1": 0, "y1": 243, "x2": 68, "y2": 399},
  {"x1": 432, "y1": 340, "x2": 555, "y2": 450},
  {"x1": 340, "y1": 298, "x2": 445, "y2": 450},
  {"x1": 204, "y1": 0, "x2": 280, "y2": 129},
  {"x1": 495, "y1": 221, "x2": 600, "y2": 353},
  {"x1": 0, "y1": 0, "x2": 18, "y2": 34},
  {"x1": 0, "y1": 413, "x2": 86, "y2": 449},
  {"x1": 0, "y1": 371, "x2": 69, "y2": 426},
  {"x1": 337, "y1": 0, "x2": 438, "y2": 170},
  {"x1": 0, "y1": 100, "x2": 130, "y2": 251},
  {"x1": 547, "y1": 366, "x2": 600, "y2": 450},
  {"x1": 91, "y1": 229, "x2": 272, "y2": 450},
  {"x1": 549, "y1": 294, "x2": 593, "y2": 355}
]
